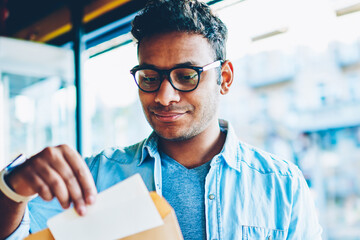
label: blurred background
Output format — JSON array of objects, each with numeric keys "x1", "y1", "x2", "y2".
[{"x1": 1, "y1": 0, "x2": 360, "y2": 239}]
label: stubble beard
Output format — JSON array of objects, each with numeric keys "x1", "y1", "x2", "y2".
[{"x1": 147, "y1": 90, "x2": 220, "y2": 142}]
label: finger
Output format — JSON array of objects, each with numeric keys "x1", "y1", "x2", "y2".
[
  {"x1": 46, "y1": 149, "x2": 85, "y2": 211},
  {"x1": 24, "y1": 173, "x2": 53, "y2": 201},
  {"x1": 32, "y1": 157, "x2": 70, "y2": 209},
  {"x1": 73, "y1": 196, "x2": 87, "y2": 216},
  {"x1": 10, "y1": 165, "x2": 53, "y2": 200},
  {"x1": 59, "y1": 145, "x2": 97, "y2": 205}
]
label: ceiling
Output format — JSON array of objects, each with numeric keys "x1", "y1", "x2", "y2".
[
  {"x1": 6, "y1": 0, "x2": 66, "y2": 35},
  {"x1": 2, "y1": 0, "x2": 147, "y2": 45}
]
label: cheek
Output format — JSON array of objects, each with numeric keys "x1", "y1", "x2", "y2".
[
  {"x1": 189, "y1": 78, "x2": 220, "y2": 106},
  {"x1": 139, "y1": 91, "x2": 151, "y2": 104},
  {"x1": 197, "y1": 85, "x2": 220, "y2": 109},
  {"x1": 139, "y1": 93, "x2": 150, "y2": 113}
]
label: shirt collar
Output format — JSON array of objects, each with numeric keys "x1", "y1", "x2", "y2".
[
  {"x1": 213, "y1": 119, "x2": 241, "y2": 172},
  {"x1": 137, "y1": 131, "x2": 159, "y2": 166},
  {"x1": 138, "y1": 119, "x2": 241, "y2": 172}
]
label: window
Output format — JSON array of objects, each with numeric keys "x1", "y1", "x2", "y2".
[
  {"x1": 0, "y1": 37, "x2": 75, "y2": 168},
  {"x1": 82, "y1": 34, "x2": 151, "y2": 156}
]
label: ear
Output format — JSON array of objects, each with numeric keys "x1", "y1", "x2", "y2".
[{"x1": 219, "y1": 60, "x2": 234, "y2": 95}]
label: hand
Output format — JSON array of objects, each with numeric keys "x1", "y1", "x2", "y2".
[{"x1": 5, "y1": 144, "x2": 97, "y2": 216}]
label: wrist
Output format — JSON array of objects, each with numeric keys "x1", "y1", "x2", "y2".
[{"x1": 0, "y1": 155, "x2": 38, "y2": 203}]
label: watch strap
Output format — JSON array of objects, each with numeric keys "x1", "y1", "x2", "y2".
[{"x1": 0, "y1": 163, "x2": 38, "y2": 203}]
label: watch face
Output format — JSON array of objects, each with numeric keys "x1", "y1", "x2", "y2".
[{"x1": 5, "y1": 154, "x2": 27, "y2": 172}]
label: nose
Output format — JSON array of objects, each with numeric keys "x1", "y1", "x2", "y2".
[{"x1": 154, "y1": 78, "x2": 180, "y2": 106}]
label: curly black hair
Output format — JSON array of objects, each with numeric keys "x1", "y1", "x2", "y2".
[{"x1": 131, "y1": 0, "x2": 228, "y2": 61}]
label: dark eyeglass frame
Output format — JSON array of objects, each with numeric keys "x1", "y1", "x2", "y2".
[{"x1": 130, "y1": 60, "x2": 223, "y2": 93}]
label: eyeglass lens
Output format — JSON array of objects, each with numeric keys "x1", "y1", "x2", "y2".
[{"x1": 135, "y1": 68, "x2": 199, "y2": 92}]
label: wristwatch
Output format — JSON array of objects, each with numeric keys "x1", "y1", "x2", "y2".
[{"x1": 0, "y1": 154, "x2": 38, "y2": 203}]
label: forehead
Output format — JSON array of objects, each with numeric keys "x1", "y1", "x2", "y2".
[{"x1": 138, "y1": 32, "x2": 215, "y2": 67}]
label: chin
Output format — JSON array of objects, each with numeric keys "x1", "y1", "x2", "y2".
[
  {"x1": 162, "y1": 135, "x2": 193, "y2": 142},
  {"x1": 155, "y1": 128, "x2": 197, "y2": 142}
]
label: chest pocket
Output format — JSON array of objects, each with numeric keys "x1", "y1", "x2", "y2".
[{"x1": 242, "y1": 225, "x2": 288, "y2": 240}]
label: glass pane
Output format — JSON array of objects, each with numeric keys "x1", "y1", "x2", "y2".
[
  {"x1": 7, "y1": 74, "x2": 75, "y2": 156},
  {"x1": 0, "y1": 37, "x2": 75, "y2": 168},
  {"x1": 83, "y1": 40, "x2": 151, "y2": 156}
]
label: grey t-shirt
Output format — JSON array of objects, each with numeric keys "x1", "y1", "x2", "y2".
[{"x1": 160, "y1": 152, "x2": 211, "y2": 240}]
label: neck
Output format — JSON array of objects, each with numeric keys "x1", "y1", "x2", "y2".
[{"x1": 158, "y1": 120, "x2": 226, "y2": 169}]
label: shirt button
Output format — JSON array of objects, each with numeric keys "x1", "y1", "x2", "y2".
[{"x1": 208, "y1": 194, "x2": 216, "y2": 200}]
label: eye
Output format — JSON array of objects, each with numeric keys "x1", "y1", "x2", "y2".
[
  {"x1": 136, "y1": 69, "x2": 160, "y2": 90},
  {"x1": 181, "y1": 73, "x2": 198, "y2": 80},
  {"x1": 172, "y1": 69, "x2": 198, "y2": 85},
  {"x1": 179, "y1": 75, "x2": 197, "y2": 86},
  {"x1": 140, "y1": 76, "x2": 159, "y2": 89},
  {"x1": 142, "y1": 76, "x2": 158, "y2": 82},
  {"x1": 138, "y1": 70, "x2": 158, "y2": 80}
]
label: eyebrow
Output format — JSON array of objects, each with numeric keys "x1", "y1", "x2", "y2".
[{"x1": 138, "y1": 61, "x2": 200, "y2": 69}]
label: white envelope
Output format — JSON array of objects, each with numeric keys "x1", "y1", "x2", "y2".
[{"x1": 47, "y1": 174, "x2": 163, "y2": 240}]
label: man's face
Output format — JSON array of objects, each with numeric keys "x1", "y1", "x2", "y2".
[{"x1": 138, "y1": 32, "x2": 221, "y2": 141}]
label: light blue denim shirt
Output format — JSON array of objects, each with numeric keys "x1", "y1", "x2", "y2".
[{"x1": 8, "y1": 120, "x2": 322, "y2": 240}]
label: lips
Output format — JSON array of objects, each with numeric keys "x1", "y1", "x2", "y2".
[
  {"x1": 152, "y1": 111, "x2": 185, "y2": 122},
  {"x1": 148, "y1": 105, "x2": 192, "y2": 123}
]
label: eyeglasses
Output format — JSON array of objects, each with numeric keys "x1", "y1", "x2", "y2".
[{"x1": 130, "y1": 60, "x2": 223, "y2": 93}]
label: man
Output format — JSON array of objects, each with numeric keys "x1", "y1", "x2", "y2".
[{"x1": 0, "y1": 0, "x2": 322, "y2": 239}]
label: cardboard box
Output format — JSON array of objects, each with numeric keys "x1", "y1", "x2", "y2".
[{"x1": 24, "y1": 192, "x2": 183, "y2": 240}]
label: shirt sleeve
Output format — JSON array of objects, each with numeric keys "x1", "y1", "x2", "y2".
[
  {"x1": 287, "y1": 168, "x2": 323, "y2": 239},
  {"x1": 5, "y1": 206, "x2": 30, "y2": 240}
]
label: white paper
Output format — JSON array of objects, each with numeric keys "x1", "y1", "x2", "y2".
[{"x1": 47, "y1": 174, "x2": 163, "y2": 240}]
